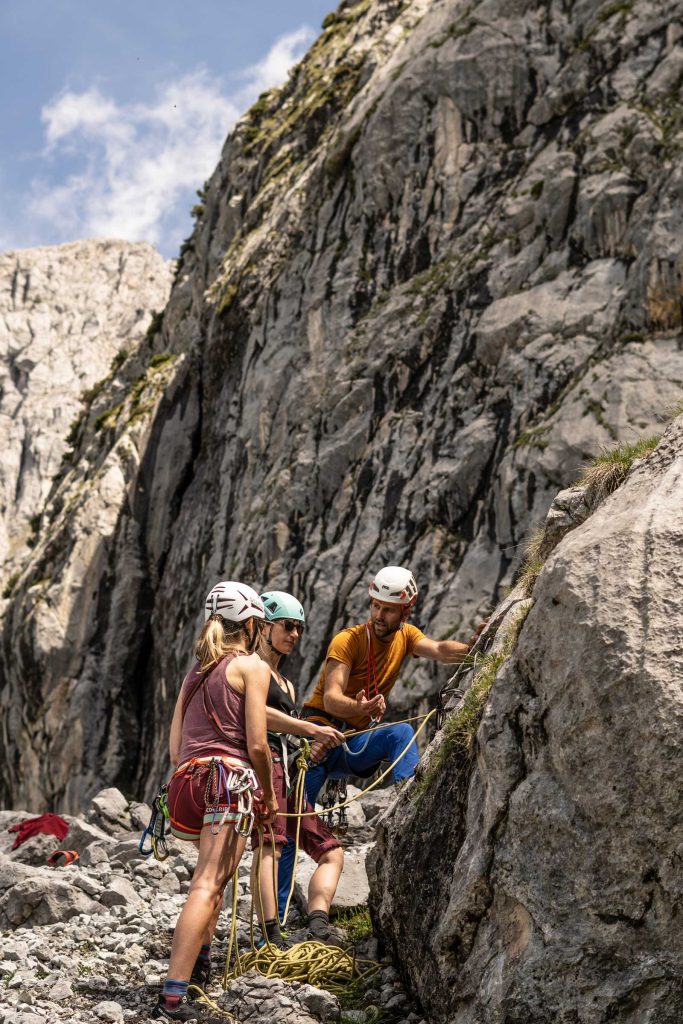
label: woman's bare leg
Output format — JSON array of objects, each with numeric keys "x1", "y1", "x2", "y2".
[
  {"x1": 250, "y1": 843, "x2": 281, "y2": 925},
  {"x1": 307, "y1": 847, "x2": 343, "y2": 914},
  {"x1": 167, "y1": 827, "x2": 246, "y2": 982}
]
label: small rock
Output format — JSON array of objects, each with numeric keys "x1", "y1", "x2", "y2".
[
  {"x1": 128, "y1": 802, "x2": 152, "y2": 832},
  {"x1": 100, "y1": 876, "x2": 142, "y2": 909},
  {"x1": 49, "y1": 977, "x2": 73, "y2": 1001},
  {"x1": 88, "y1": 789, "x2": 131, "y2": 834},
  {"x1": 78, "y1": 840, "x2": 113, "y2": 867},
  {"x1": 94, "y1": 1000, "x2": 124, "y2": 1022}
]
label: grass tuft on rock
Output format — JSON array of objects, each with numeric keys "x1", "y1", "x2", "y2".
[
  {"x1": 577, "y1": 436, "x2": 660, "y2": 503},
  {"x1": 522, "y1": 526, "x2": 546, "y2": 564},
  {"x1": 414, "y1": 609, "x2": 530, "y2": 800},
  {"x1": 337, "y1": 907, "x2": 373, "y2": 944},
  {"x1": 516, "y1": 557, "x2": 545, "y2": 598}
]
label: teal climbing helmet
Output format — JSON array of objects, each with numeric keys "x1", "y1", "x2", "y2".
[{"x1": 260, "y1": 590, "x2": 305, "y2": 623}]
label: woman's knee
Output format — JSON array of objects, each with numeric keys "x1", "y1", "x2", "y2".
[
  {"x1": 188, "y1": 877, "x2": 224, "y2": 912},
  {"x1": 318, "y1": 845, "x2": 344, "y2": 868}
]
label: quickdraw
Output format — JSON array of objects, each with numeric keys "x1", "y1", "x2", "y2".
[
  {"x1": 139, "y1": 785, "x2": 170, "y2": 861},
  {"x1": 435, "y1": 684, "x2": 466, "y2": 731},
  {"x1": 320, "y1": 778, "x2": 349, "y2": 836}
]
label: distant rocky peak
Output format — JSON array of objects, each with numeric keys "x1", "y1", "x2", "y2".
[{"x1": 0, "y1": 240, "x2": 172, "y2": 594}]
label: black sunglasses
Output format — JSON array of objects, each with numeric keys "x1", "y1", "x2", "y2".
[{"x1": 277, "y1": 619, "x2": 304, "y2": 635}]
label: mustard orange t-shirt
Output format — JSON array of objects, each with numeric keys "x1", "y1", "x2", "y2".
[{"x1": 303, "y1": 622, "x2": 425, "y2": 729}]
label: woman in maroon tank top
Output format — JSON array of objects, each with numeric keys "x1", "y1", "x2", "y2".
[{"x1": 151, "y1": 582, "x2": 277, "y2": 1024}]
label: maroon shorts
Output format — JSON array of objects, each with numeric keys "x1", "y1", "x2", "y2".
[
  {"x1": 251, "y1": 757, "x2": 340, "y2": 861},
  {"x1": 168, "y1": 755, "x2": 254, "y2": 840}
]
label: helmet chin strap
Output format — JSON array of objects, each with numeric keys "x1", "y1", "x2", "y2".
[{"x1": 259, "y1": 624, "x2": 288, "y2": 659}]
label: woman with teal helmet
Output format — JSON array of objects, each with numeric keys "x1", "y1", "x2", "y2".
[
  {"x1": 251, "y1": 590, "x2": 345, "y2": 946},
  {"x1": 261, "y1": 590, "x2": 306, "y2": 624}
]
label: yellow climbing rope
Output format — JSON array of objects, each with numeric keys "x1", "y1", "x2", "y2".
[{"x1": 278, "y1": 709, "x2": 437, "y2": 819}]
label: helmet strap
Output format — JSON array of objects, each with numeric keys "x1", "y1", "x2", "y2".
[
  {"x1": 258, "y1": 625, "x2": 287, "y2": 661},
  {"x1": 246, "y1": 619, "x2": 259, "y2": 653}
]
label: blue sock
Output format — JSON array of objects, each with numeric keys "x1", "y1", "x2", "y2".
[
  {"x1": 161, "y1": 979, "x2": 188, "y2": 1008},
  {"x1": 198, "y1": 943, "x2": 211, "y2": 963}
]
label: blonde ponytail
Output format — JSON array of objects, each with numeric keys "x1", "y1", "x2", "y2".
[{"x1": 195, "y1": 614, "x2": 249, "y2": 671}]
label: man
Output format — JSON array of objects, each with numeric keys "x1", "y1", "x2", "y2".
[{"x1": 277, "y1": 565, "x2": 476, "y2": 923}]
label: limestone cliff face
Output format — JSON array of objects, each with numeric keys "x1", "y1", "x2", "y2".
[
  {"x1": 1, "y1": 0, "x2": 683, "y2": 811},
  {"x1": 0, "y1": 241, "x2": 172, "y2": 586},
  {"x1": 370, "y1": 417, "x2": 683, "y2": 1023}
]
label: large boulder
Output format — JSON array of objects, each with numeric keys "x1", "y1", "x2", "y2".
[{"x1": 370, "y1": 417, "x2": 683, "y2": 1022}]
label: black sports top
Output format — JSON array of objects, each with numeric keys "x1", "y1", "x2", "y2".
[{"x1": 266, "y1": 672, "x2": 297, "y2": 754}]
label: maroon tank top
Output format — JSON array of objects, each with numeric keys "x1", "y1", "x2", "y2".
[{"x1": 177, "y1": 653, "x2": 250, "y2": 765}]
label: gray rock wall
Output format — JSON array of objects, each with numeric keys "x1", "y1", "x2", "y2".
[
  {"x1": 369, "y1": 417, "x2": 683, "y2": 1023},
  {"x1": 1, "y1": 0, "x2": 683, "y2": 811}
]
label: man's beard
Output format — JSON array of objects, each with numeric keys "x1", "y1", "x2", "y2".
[{"x1": 372, "y1": 620, "x2": 396, "y2": 639}]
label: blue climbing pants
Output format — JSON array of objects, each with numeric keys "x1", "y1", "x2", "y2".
[{"x1": 277, "y1": 722, "x2": 419, "y2": 919}]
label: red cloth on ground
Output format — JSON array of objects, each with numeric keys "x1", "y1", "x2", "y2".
[{"x1": 8, "y1": 813, "x2": 69, "y2": 850}]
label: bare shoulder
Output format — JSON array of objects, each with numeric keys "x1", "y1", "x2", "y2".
[
  {"x1": 239, "y1": 652, "x2": 270, "y2": 683},
  {"x1": 225, "y1": 652, "x2": 265, "y2": 693}
]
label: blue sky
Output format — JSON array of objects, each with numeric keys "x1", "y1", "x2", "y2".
[{"x1": 0, "y1": 1, "x2": 333, "y2": 257}]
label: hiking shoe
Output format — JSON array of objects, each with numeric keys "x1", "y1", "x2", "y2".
[
  {"x1": 188, "y1": 958, "x2": 211, "y2": 997},
  {"x1": 256, "y1": 930, "x2": 295, "y2": 951},
  {"x1": 306, "y1": 923, "x2": 348, "y2": 948},
  {"x1": 150, "y1": 996, "x2": 223, "y2": 1022}
]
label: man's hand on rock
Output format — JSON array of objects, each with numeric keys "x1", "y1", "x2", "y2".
[{"x1": 466, "y1": 621, "x2": 488, "y2": 651}]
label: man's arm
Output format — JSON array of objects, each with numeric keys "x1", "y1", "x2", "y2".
[
  {"x1": 413, "y1": 637, "x2": 470, "y2": 664},
  {"x1": 323, "y1": 659, "x2": 385, "y2": 721}
]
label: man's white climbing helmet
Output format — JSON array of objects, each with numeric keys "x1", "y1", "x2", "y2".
[
  {"x1": 204, "y1": 581, "x2": 265, "y2": 622},
  {"x1": 368, "y1": 566, "x2": 418, "y2": 606}
]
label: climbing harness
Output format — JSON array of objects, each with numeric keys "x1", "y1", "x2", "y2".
[
  {"x1": 202, "y1": 758, "x2": 258, "y2": 837},
  {"x1": 139, "y1": 786, "x2": 170, "y2": 861}
]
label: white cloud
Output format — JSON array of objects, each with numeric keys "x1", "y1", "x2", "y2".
[{"x1": 22, "y1": 27, "x2": 314, "y2": 256}]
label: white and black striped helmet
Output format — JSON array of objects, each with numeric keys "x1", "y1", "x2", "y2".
[
  {"x1": 368, "y1": 566, "x2": 418, "y2": 606},
  {"x1": 204, "y1": 581, "x2": 265, "y2": 622}
]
